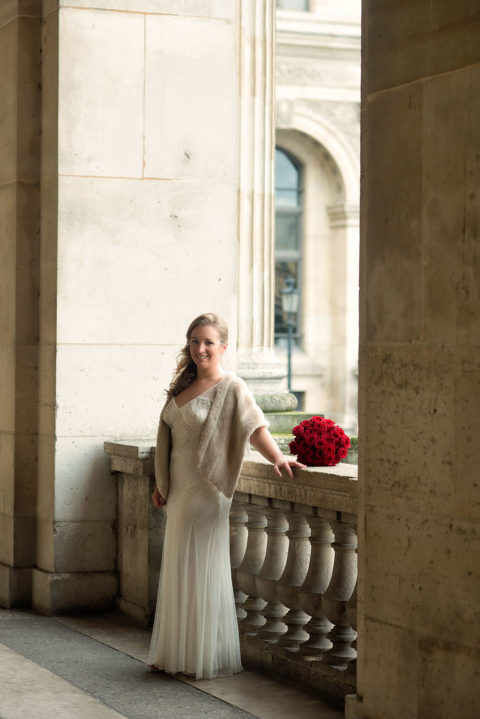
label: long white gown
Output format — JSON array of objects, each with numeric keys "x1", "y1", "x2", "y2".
[{"x1": 148, "y1": 386, "x2": 243, "y2": 679}]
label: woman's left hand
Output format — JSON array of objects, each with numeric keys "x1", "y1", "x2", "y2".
[{"x1": 273, "y1": 458, "x2": 306, "y2": 479}]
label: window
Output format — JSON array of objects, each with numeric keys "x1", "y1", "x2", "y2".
[
  {"x1": 277, "y1": 0, "x2": 309, "y2": 10},
  {"x1": 274, "y1": 147, "x2": 303, "y2": 343}
]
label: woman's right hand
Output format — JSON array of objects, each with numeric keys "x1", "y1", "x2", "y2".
[{"x1": 152, "y1": 486, "x2": 166, "y2": 508}]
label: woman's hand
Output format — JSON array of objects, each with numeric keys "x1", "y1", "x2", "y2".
[
  {"x1": 273, "y1": 457, "x2": 306, "y2": 479},
  {"x1": 250, "y1": 426, "x2": 305, "y2": 479},
  {"x1": 152, "y1": 486, "x2": 166, "y2": 508}
]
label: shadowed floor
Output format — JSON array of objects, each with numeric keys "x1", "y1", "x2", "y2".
[{"x1": 0, "y1": 610, "x2": 343, "y2": 719}]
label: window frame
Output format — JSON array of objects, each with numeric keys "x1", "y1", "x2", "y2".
[{"x1": 274, "y1": 146, "x2": 304, "y2": 345}]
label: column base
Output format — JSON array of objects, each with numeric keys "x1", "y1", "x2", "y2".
[
  {"x1": 32, "y1": 567, "x2": 117, "y2": 615},
  {"x1": 0, "y1": 563, "x2": 32, "y2": 608},
  {"x1": 236, "y1": 348, "x2": 298, "y2": 411}
]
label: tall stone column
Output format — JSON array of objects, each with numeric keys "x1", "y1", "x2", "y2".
[
  {"x1": 354, "y1": 1, "x2": 480, "y2": 717},
  {"x1": 0, "y1": 0, "x2": 41, "y2": 608},
  {"x1": 326, "y1": 204, "x2": 359, "y2": 433},
  {"x1": 236, "y1": 0, "x2": 294, "y2": 410}
]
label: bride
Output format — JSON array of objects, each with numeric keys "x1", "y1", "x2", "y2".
[{"x1": 148, "y1": 313, "x2": 304, "y2": 679}]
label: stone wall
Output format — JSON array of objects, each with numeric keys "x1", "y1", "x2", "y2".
[
  {"x1": 354, "y1": 2, "x2": 480, "y2": 717},
  {"x1": 1, "y1": 0, "x2": 279, "y2": 613},
  {"x1": 34, "y1": 0, "x2": 242, "y2": 613}
]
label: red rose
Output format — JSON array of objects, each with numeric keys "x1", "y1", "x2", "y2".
[{"x1": 289, "y1": 416, "x2": 350, "y2": 466}]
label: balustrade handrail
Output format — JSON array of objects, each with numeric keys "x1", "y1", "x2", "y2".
[
  {"x1": 104, "y1": 442, "x2": 358, "y2": 513},
  {"x1": 238, "y1": 452, "x2": 358, "y2": 514}
]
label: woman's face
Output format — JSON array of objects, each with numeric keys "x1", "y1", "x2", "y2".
[{"x1": 189, "y1": 325, "x2": 227, "y2": 371}]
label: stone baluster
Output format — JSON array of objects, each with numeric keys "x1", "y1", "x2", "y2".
[
  {"x1": 345, "y1": 584, "x2": 357, "y2": 676},
  {"x1": 275, "y1": 507, "x2": 312, "y2": 653},
  {"x1": 298, "y1": 512, "x2": 335, "y2": 661},
  {"x1": 322, "y1": 518, "x2": 358, "y2": 670},
  {"x1": 255, "y1": 500, "x2": 290, "y2": 643},
  {"x1": 236, "y1": 497, "x2": 268, "y2": 635},
  {"x1": 346, "y1": 583, "x2": 357, "y2": 634},
  {"x1": 230, "y1": 495, "x2": 249, "y2": 620}
]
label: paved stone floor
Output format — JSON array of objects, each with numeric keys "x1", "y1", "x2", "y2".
[{"x1": 0, "y1": 609, "x2": 343, "y2": 719}]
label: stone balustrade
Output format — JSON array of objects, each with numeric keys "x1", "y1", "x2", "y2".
[
  {"x1": 104, "y1": 442, "x2": 358, "y2": 706},
  {"x1": 232, "y1": 456, "x2": 358, "y2": 705}
]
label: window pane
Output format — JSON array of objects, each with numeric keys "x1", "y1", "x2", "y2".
[
  {"x1": 275, "y1": 188, "x2": 299, "y2": 207},
  {"x1": 277, "y1": 0, "x2": 308, "y2": 10},
  {"x1": 275, "y1": 149, "x2": 300, "y2": 193},
  {"x1": 274, "y1": 147, "x2": 302, "y2": 342},
  {"x1": 275, "y1": 261, "x2": 300, "y2": 336},
  {"x1": 275, "y1": 213, "x2": 301, "y2": 252}
]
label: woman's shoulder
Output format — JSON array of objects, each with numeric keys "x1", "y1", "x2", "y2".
[{"x1": 222, "y1": 370, "x2": 249, "y2": 394}]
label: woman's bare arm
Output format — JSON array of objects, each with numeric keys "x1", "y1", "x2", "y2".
[{"x1": 250, "y1": 425, "x2": 305, "y2": 479}]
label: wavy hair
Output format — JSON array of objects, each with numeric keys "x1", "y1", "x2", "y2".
[{"x1": 167, "y1": 313, "x2": 228, "y2": 398}]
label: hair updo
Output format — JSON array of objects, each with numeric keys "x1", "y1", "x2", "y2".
[{"x1": 167, "y1": 313, "x2": 228, "y2": 398}]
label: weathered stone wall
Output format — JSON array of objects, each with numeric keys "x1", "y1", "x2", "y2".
[{"x1": 356, "y1": 2, "x2": 480, "y2": 717}]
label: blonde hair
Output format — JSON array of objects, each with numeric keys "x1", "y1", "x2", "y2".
[{"x1": 167, "y1": 313, "x2": 228, "y2": 398}]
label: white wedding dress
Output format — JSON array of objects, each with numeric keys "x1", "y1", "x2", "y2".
[{"x1": 148, "y1": 386, "x2": 243, "y2": 679}]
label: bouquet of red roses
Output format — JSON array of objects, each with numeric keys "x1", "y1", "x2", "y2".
[{"x1": 289, "y1": 416, "x2": 350, "y2": 467}]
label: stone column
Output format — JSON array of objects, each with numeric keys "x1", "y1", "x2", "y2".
[
  {"x1": 0, "y1": 0, "x2": 41, "y2": 608},
  {"x1": 236, "y1": 0, "x2": 294, "y2": 410},
  {"x1": 326, "y1": 204, "x2": 359, "y2": 433},
  {"x1": 356, "y1": 2, "x2": 480, "y2": 716}
]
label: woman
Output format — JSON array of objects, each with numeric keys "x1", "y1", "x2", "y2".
[{"x1": 148, "y1": 313, "x2": 304, "y2": 679}]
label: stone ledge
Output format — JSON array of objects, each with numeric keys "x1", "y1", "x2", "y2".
[
  {"x1": 105, "y1": 441, "x2": 358, "y2": 515},
  {"x1": 104, "y1": 441, "x2": 155, "y2": 476},
  {"x1": 238, "y1": 452, "x2": 358, "y2": 514}
]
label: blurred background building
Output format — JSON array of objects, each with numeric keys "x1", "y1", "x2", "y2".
[{"x1": 274, "y1": 0, "x2": 360, "y2": 431}]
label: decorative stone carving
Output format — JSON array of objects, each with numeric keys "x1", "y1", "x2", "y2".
[{"x1": 276, "y1": 58, "x2": 360, "y2": 88}]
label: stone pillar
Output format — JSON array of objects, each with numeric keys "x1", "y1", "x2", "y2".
[
  {"x1": 326, "y1": 204, "x2": 359, "y2": 433},
  {"x1": 0, "y1": 0, "x2": 41, "y2": 608},
  {"x1": 236, "y1": 0, "x2": 294, "y2": 410},
  {"x1": 356, "y1": 2, "x2": 480, "y2": 717}
]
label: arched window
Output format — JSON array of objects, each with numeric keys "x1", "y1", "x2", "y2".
[{"x1": 274, "y1": 147, "x2": 303, "y2": 343}]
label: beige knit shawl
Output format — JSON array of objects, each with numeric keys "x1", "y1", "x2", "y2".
[{"x1": 155, "y1": 371, "x2": 267, "y2": 500}]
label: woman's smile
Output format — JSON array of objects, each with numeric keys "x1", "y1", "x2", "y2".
[{"x1": 189, "y1": 326, "x2": 227, "y2": 371}]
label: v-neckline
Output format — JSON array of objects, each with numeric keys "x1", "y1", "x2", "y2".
[{"x1": 173, "y1": 375, "x2": 226, "y2": 409}]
